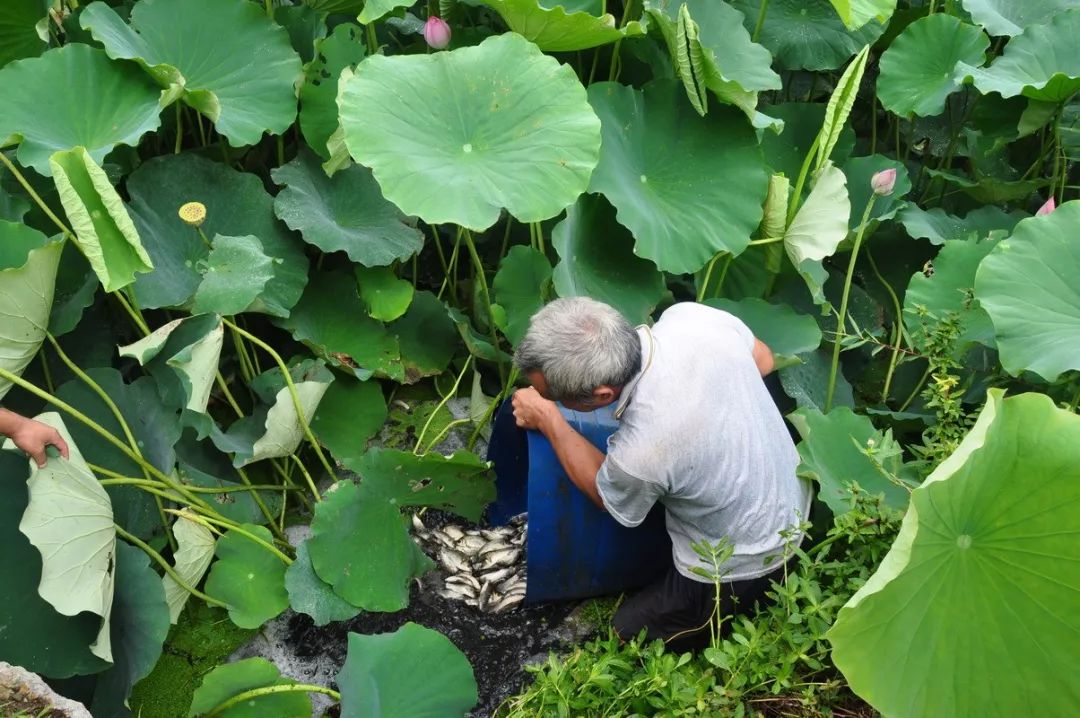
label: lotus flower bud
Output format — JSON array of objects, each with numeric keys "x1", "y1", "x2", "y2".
[
  {"x1": 424, "y1": 16, "x2": 451, "y2": 50},
  {"x1": 870, "y1": 167, "x2": 896, "y2": 196},
  {"x1": 178, "y1": 201, "x2": 207, "y2": 227},
  {"x1": 1035, "y1": 196, "x2": 1056, "y2": 216}
]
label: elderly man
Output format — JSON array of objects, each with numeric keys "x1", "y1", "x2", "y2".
[
  {"x1": 0, "y1": 409, "x2": 68, "y2": 468},
  {"x1": 511, "y1": 297, "x2": 811, "y2": 652}
]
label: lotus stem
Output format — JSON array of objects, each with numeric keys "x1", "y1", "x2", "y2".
[
  {"x1": 289, "y1": 454, "x2": 322, "y2": 503},
  {"x1": 467, "y1": 365, "x2": 518, "y2": 452},
  {"x1": 0, "y1": 152, "x2": 74, "y2": 240},
  {"x1": 235, "y1": 465, "x2": 286, "y2": 534},
  {"x1": 168, "y1": 509, "x2": 294, "y2": 564},
  {"x1": 115, "y1": 523, "x2": 230, "y2": 609},
  {"x1": 99, "y1": 477, "x2": 301, "y2": 494},
  {"x1": 787, "y1": 134, "x2": 820, "y2": 226},
  {"x1": 203, "y1": 684, "x2": 341, "y2": 717},
  {"x1": 114, "y1": 290, "x2": 152, "y2": 335},
  {"x1": 865, "y1": 249, "x2": 906, "y2": 404},
  {"x1": 174, "y1": 102, "x2": 183, "y2": 154},
  {"x1": 825, "y1": 196, "x2": 878, "y2": 412},
  {"x1": 899, "y1": 366, "x2": 932, "y2": 412},
  {"x1": 221, "y1": 318, "x2": 340, "y2": 484},
  {"x1": 415, "y1": 355, "x2": 472, "y2": 454},
  {"x1": 752, "y1": 0, "x2": 770, "y2": 42},
  {"x1": 462, "y1": 228, "x2": 506, "y2": 384}
]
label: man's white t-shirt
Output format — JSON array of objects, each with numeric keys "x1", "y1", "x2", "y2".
[{"x1": 595, "y1": 303, "x2": 813, "y2": 583}]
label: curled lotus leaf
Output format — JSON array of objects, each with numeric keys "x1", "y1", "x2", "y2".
[{"x1": 478, "y1": 0, "x2": 645, "y2": 52}]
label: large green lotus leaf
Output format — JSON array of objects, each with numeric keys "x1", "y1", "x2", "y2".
[
  {"x1": 119, "y1": 314, "x2": 223, "y2": 416},
  {"x1": 479, "y1": 0, "x2": 645, "y2": 51},
  {"x1": 339, "y1": 33, "x2": 600, "y2": 231},
  {"x1": 551, "y1": 193, "x2": 665, "y2": 324},
  {"x1": 959, "y1": 9, "x2": 1080, "y2": 103},
  {"x1": 272, "y1": 149, "x2": 423, "y2": 267},
  {"x1": 447, "y1": 305, "x2": 510, "y2": 363},
  {"x1": 841, "y1": 155, "x2": 910, "y2": 231},
  {"x1": 49, "y1": 241, "x2": 99, "y2": 338},
  {"x1": 189, "y1": 657, "x2": 310, "y2": 718},
  {"x1": 213, "y1": 361, "x2": 333, "y2": 468},
  {"x1": 338, "y1": 623, "x2": 477, "y2": 718},
  {"x1": 826, "y1": 0, "x2": 895, "y2": 30},
  {"x1": 0, "y1": 451, "x2": 110, "y2": 678},
  {"x1": 346, "y1": 448, "x2": 496, "y2": 523},
  {"x1": 492, "y1": 245, "x2": 551, "y2": 347},
  {"x1": 275, "y1": 3, "x2": 326, "y2": 64},
  {"x1": 89, "y1": 541, "x2": 171, "y2": 718},
  {"x1": 0, "y1": 0, "x2": 46, "y2": 67},
  {"x1": 127, "y1": 154, "x2": 308, "y2": 316},
  {"x1": 357, "y1": 0, "x2": 413, "y2": 23},
  {"x1": 204, "y1": 524, "x2": 289, "y2": 629},
  {"x1": 0, "y1": 222, "x2": 61, "y2": 401},
  {"x1": 779, "y1": 347, "x2": 854, "y2": 411},
  {"x1": 730, "y1": 0, "x2": 884, "y2": 71},
  {"x1": 703, "y1": 298, "x2": 821, "y2": 368},
  {"x1": 587, "y1": 81, "x2": 768, "y2": 274},
  {"x1": 760, "y1": 103, "x2": 855, "y2": 183},
  {"x1": 961, "y1": 0, "x2": 1077, "y2": 36},
  {"x1": 898, "y1": 204, "x2": 1024, "y2": 244},
  {"x1": 50, "y1": 147, "x2": 153, "y2": 292},
  {"x1": 783, "y1": 161, "x2": 850, "y2": 304},
  {"x1": 55, "y1": 369, "x2": 182, "y2": 538},
  {"x1": 12, "y1": 413, "x2": 117, "y2": 662},
  {"x1": 192, "y1": 235, "x2": 275, "y2": 317},
  {"x1": 284, "y1": 540, "x2": 360, "y2": 627},
  {"x1": 974, "y1": 201, "x2": 1080, "y2": 382},
  {"x1": 311, "y1": 375, "x2": 387, "y2": 467},
  {"x1": 0, "y1": 44, "x2": 162, "y2": 176},
  {"x1": 828, "y1": 390, "x2": 1080, "y2": 717},
  {"x1": 904, "y1": 237, "x2": 1000, "y2": 355},
  {"x1": 788, "y1": 406, "x2": 916, "y2": 515},
  {"x1": 877, "y1": 14, "x2": 987, "y2": 117},
  {"x1": 924, "y1": 166, "x2": 1039, "y2": 204},
  {"x1": 390, "y1": 290, "x2": 459, "y2": 383},
  {"x1": 308, "y1": 480, "x2": 434, "y2": 612},
  {"x1": 81, "y1": 0, "x2": 302, "y2": 147},
  {"x1": 299, "y1": 23, "x2": 366, "y2": 159},
  {"x1": 356, "y1": 265, "x2": 413, "y2": 322},
  {"x1": 162, "y1": 510, "x2": 216, "y2": 624},
  {"x1": 277, "y1": 270, "x2": 401, "y2": 380}
]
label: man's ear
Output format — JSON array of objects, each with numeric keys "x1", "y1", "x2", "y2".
[{"x1": 592, "y1": 385, "x2": 618, "y2": 407}]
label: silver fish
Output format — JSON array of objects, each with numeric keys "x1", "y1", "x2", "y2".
[
  {"x1": 442, "y1": 525, "x2": 465, "y2": 542},
  {"x1": 497, "y1": 575, "x2": 526, "y2": 595},
  {"x1": 438, "y1": 547, "x2": 470, "y2": 574},
  {"x1": 478, "y1": 539, "x2": 514, "y2": 555},
  {"x1": 411, "y1": 514, "x2": 426, "y2": 533},
  {"x1": 478, "y1": 566, "x2": 515, "y2": 583},
  {"x1": 446, "y1": 573, "x2": 481, "y2": 591},
  {"x1": 490, "y1": 592, "x2": 524, "y2": 613},
  {"x1": 443, "y1": 581, "x2": 477, "y2": 600},
  {"x1": 477, "y1": 579, "x2": 493, "y2": 610},
  {"x1": 479, "y1": 547, "x2": 520, "y2": 570},
  {"x1": 456, "y1": 535, "x2": 487, "y2": 553}
]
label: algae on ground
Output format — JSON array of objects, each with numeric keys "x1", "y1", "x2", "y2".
[{"x1": 129, "y1": 602, "x2": 254, "y2": 718}]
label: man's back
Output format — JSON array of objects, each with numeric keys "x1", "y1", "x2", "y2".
[{"x1": 598, "y1": 302, "x2": 812, "y2": 582}]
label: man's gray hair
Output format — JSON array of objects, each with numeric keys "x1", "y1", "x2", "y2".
[{"x1": 515, "y1": 297, "x2": 642, "y2": 403}]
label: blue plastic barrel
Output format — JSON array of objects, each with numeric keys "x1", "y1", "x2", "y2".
[{"x1": 487, "y1": 400, "x2": 671, "y2": 603}]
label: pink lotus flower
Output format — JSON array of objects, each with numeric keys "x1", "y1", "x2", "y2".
[
  {"x1": 1035, "y1": 196, "x2": 1056, "y2": 216},
  {"x1": 870, "y1": 167, "x2": 897, "y2": 196},
  {"x1": 424, "y1": 16, "x2": 451, "y2": 50}
]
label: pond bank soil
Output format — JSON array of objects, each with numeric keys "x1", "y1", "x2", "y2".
[{"x1": 234, "y1": 576, "x2": 596, "y2": 718}]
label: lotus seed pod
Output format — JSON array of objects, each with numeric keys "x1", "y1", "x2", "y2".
[
  {"x1": 870, "y1": 168, "x2": 897, "y2": 196},
  {"x1": 424, "y1": 15, "x2": 451, "y2": 50},
  {"x1": 178, "y1": 201, "x2": 207, "y2": 227},
  {"x1": 1036, "y1": 196, "x2": 1056, "y2": 216}
]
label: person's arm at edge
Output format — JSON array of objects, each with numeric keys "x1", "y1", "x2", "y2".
[
  {"x1": 753, "y1": 337, "x2": 775, "y2": 377},
  {"x1": 536, "y1": 406, "x2": 607, "y2": 510},
  {"x1": 0, "y1": 408, "x2": 69, "y2": 468}
]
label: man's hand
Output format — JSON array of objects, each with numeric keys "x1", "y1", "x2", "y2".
[
  {"x1": 511, "y1": 387, "x2": 558, "y2": 431},
  {"x1": 1, "y1": 411, "x2": 69, "y2": 468}
]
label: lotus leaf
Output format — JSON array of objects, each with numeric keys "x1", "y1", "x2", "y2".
[
  {"x1": 13, "y1": 413, "x2": 116, "y2": 662},
  {"x1": 492, "y1": 246, "x2": 552, "y2": 346},
  {"x1": 272, "y1": 149, "x2": 423, "y2": 268},
  {"x1": 780, "y1": 347, "x2": 855, "y2": 411},
  {"x1": 788, "y1": 406, "x2": 916, "y2": 515},
  {"x1": 189, "y1": 657, "x2": 310, "y2": 718},
  {"x1": 0, "y1": 44, "x2": 162, "y2": 176},
  {"x1": 81, "y1": 0, "x2": 303, "y2": 147},
  {"x1": 447, "y1": 306, "x2": 509, "y2": 362},
  {"x1": 898, "y1": 204, "x2": 1024, "y2": 244},
  {"x1": 310, "y1": 375, "x2": 387, "y2": 467},
  {"x1": 974, "y1": 200, "x2": 1080, "y2": 381},
  {"x1": 308, "y1": 480, "x2": 433, "y2": 612},
  {"x1": 961, "y1": 0, "x2": 1077, "y2": 36},
  {"x1": 816, "y1": 44, "x2": 869, "y2": 171},
  {"x1": 826, "y1": 0, "x2": 895, "y2": 30},
  {"x1": 192, "y1": 235, "x2": 275, "y2": 317},
  {"x1": 119, "y1": 314, "x2": 223, "y2": 415},
  {"x1": 760, "y1": 103, "x2": 855, "y2": 183},
  {"x1": 49, "y1": 241, "x2": 99, "y2": 338},
  {"x1": 299, "y1": 23, "x2": 366, "y2": 159},
  {"x1": 551, "y1": 194, "x2": 665, "y2": 324},
  {"x1": 356, "y1": 265, "x2": 413, "y2": 322},
  {"x1": 842, "y1": 155, "x2": 910, "y2": 231},
  {"x1": 959, "y1": 9, "x2": 1080, "y2": 103},
  {"x1": 730, "y1": 0, "x2": 884, "y2": 71},
  {"x1": 0, "y1": 0, "x2": 45, "y2": 67},
  {"x1": 588, "y1": 81, "x2": 768, "y2": 274},
  {"x1": 479, "y1": 0, "x2": 645, "y2": 51},
  {"x1": 338, "y1": 32, "x2": 601, "y2": 230},
  {"x1": 162, "y1": 510, "x2": 216, "y2": 624},
  {"x1": 877, "y1": 14, "x2": 988, "y2": 117},
  {"x1": 338, "y1": 623, "x2": 478, "y2": 718},
  {"x1": 390, "y1": 290, "x2": 459, "y2": 383},
  {"x1": 175, "y1": 434, "x2": 283, "y2": 526},
  {"x1": 0, "y1": 222, "x2": 61, "y2": 401},
  {"x1": 89, "y1": 541, "x2": 171, "y2": 718},
  {"x1": 284, "y1": 540, "x2": 360, "y2": 627},
  {"x1": 275, "y1": 4, "x2": 326, "y2": 64},
  {"x1": 50, "y1": 147, "x2": 153, "y2": 292},
  {"x1": 127, "y1": 153, "x2": 308, "y2": 316},
  {"x1": 204, "y1": 524, "x2": 289, "y2": 629},
  {"x1": 784, "y1": 162, "x2": 850, "y2": 304},
  {"x1": 703, "y1": 298, "x2": 822, "y2": 368},
  {"x1": 829, "y1": 390, "x2": 1080, "y2": 717}
]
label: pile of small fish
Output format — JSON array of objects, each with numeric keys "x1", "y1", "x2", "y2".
[{"x1": 412, "y1": 513, "x2": 527, "y2": 614}]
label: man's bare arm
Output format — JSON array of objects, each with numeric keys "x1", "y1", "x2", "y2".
[
  {"x1": 537, "y1": 409, "x2": 606, "y2": 509},
  {"x1": 752, "y1": 337, "x2": 775, "y2": 377}
]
